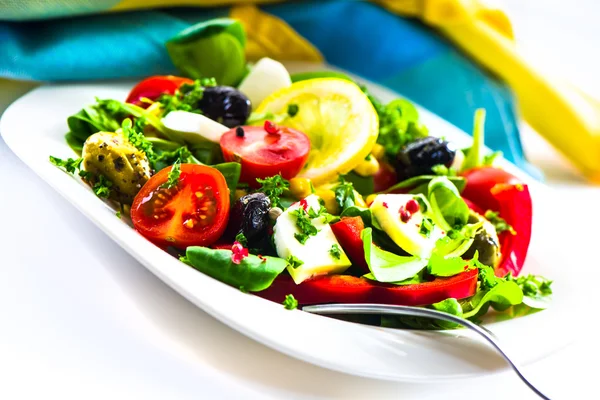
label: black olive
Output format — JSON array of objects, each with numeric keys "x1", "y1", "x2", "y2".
[
  {"x1": 193, "y1": 86, "x2": 251, "y2": 128},
  {"x1": 229, "y1": 193, "x2": 271, "y2": 249},
  {"x1": 463, "y1": 229, "x2": 499, "y2": 267},
  {"x1": 394, "y1": 137, "x2": 456, "y2": 180}
]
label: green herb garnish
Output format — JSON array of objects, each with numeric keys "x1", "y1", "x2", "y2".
[
  {"x1": 256, "y1": 174, "x2": 290, "y2": 209},
  {"x1": 484, "y1": 210, "x2": 516, "y2": 235},
  {"x1": 283, "y1": 294, "x2": 299, "y2": 310},
  {"x1": 93, "y1": 175, "x2": 113, "y2": 198},
  {"x1": 121, "y1": 118, "x2": 155, "y2": 161},
  {"x1": 286, "y1": 255, "x2": 304, "y2": 269},
  {"x1": 162, "y1": 159, "x2": 182, "y2": 189},
  {"x1": 290, "y1": 208, "x2": 319, "y2": 244},
  {"x1": 287, "y1": 103, "x2": 299, "y2": 117},
  {"x1": 235, "y1": 232, "x2": 248, "y2": 247},
  {"x1": 419, "y1": 217, "x2": 434, "y2": 238},
  {"x1": 334, "y1": 175, "x2": 356, "y2": 211},
  {"x1": 329, "y1": 244, "x2": 342, "y2": 260},
  {"x1": 49, "y1": 156, "x2": 82, "y2": 174}
]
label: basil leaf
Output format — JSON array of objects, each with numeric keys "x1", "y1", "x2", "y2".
[
  {"x1": 184, "y1": 246, "x2": 287, "y2": 292},
  {"x1": 462, "y1": 280, "x2": 523, "y2": 319},
  {"x1": 428, "y1": 176, "x2": 469, "y2": 231},
  {"x1": 363, "y1": 271, "x2": 424, "y2": 286},
  {"x1": 167, "y1": 19, "x2": 247, "y2": 86},
  {"x1": 290, "y1": 71, "x2": 354, "y2": 83},
  {"x1": 344, "y1": 171, "x2": 374, "y2": 196},
  {"x1": 212, "y1": 162, "x2": 241, "y2": 202},
  {"x1": 380, "y1": 175, "x2": 466, "y2": 195},
  {"x1": 361, "y1": 228, "x2": 427, "y2": 283}
]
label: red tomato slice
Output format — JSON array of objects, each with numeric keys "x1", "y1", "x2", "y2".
[
  {"x1": 126, "y1": 75, "x2": 193, "y2": 107},
  {"x1": 131, "y1": 164, "x2": 230, "y2": 248},
  {"x1": 220, "y1": 124, "x2": 310, "y2": 187}
]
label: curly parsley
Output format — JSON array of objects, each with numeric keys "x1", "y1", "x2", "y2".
[
  {"x1": 93, "y1": 175, "x2": 113, "y2": 198},
  {"x1": 158, "y1": 78, "x2": 217, "y2": 115},
  {"x1": 334, "y1": 175, "x2": 355, "y2": 211},
  {"x1": 235, "y1": 232, "x2": 248, "y2": 247},
  {"x1": 329, "y1": 244, "x2": 342, "y2": 260},
  {"x1": 161, "y1": 159, "x2": 181, "y2": 189},
  {"x1": 121, "y1": 118, "x2": 155, "y2": 162},
  {"x1": 49, "y1": 156, "x2": 82, "y2": 174},
  {"x1": 290, "y1": 208, "x2": 319, "y2": 244},
  {"x1": 282, "y1": 294, "x2": 298, "y2": 310},
  {"x1": 286, "y1": 255, "x2": 304, "y2": 269},
  {"x1": 256, "y1": 174, "x2": 290, "y2": 209}
]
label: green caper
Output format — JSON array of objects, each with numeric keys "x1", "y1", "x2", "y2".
[{"x1": 82, "y1": 131, "x2": 151, "y2": 204}]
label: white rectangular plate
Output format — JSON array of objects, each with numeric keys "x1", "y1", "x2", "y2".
[{"x1": 0, "y1": 65, "x2": 576, "y2": 382}]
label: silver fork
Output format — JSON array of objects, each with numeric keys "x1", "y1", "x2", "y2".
[{"x1": 303, "y1": 303, "x2": 550, "y2": 400}]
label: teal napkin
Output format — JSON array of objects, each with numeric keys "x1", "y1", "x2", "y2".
[{"x1": 0, "y1": 0, "x2": 539, "y2": 177}]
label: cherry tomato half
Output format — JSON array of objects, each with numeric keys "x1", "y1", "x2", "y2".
[
  {"x1": 126, "y1": 75, "x2": 193, "y2": 107},
  {"x1": 131, "y1": 164, "x2": 230, "y2": 248},
  {"x1": 220, "y1": 124, "x2": 310, "y2": 187}
]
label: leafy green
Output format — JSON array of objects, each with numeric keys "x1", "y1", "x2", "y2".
[
  {"x1": 212, "y1": 162, "x2": 241, "y2": 202},
  {"x1": 374, "y1": 98, "x2": 428, "y2": 158},
  {"x1": 433, "y1": 222, "x2": 482, "y2": 259},
  {"x1": 235, "y1": 232, "x2": 248, "y2": 247},
  {"x1": 329, "y1": 244, "x2": 342, "y2": 260},
  {"x1": 361, "y1": 228, "x2": 427, "y2": 283},
  {"x1": 363, "y1": 271, "x2": 424, "y2": 286},
  {"x1": 431, "y1": 298, "x2": 464, "y2": 329},
  {"x1": 507, "y1": 274, "x2": 553, "y2": 309},
  {"x1": 428, "y1": 176, "x2": 470, "y2": 231},
  {"x1": 49, "y1": 156, "x2": 82, "y2": 174},
  {"x1": 431, "y1": 164, "x2": 456, "y2": 176},
  {"x1": 419, "y1": 216, "x2": 434, "y2": 238},
  {"x1": 334, "y1": 175, "x2": 356, "y2": 211},
  {"x1": 290, "y1": 71, "x2": 354, "y2": 83},
  {"x1": 484, "y1": 210, "x2": 516, "y2": 235},
  {"x1": 162, "y1": 159, "x2": 181, "y2": 189},
  {"x1": 184, "y1": 246, "x2": 287, "y2": 292},
  {"x1": 343, "y1": 171, "x2": 374, "y2": 196},
  {"x1": 93, "y1": 175, "x2": 113, "y2": 198},
  {"x1": 286, "y1": 255, "x2": 304, "y2": 269},
  {"x1": 166, "y1": 19, "x2": 247, "y2": 86},
  {"x1": 121, "y1": 118, "x2": 156, "y2": 161},
  {"x1": 158, "y1": 78, "x2": 217, "y2": 115},
  {"x1": 283, "y1": 294, "x2": 299, "y2": 310},
  {"x1": 256, "y1": 174, "x2": 290, "y2": 208},
  {"x1": 65, "y1": 132, "x2": 84, "y2": 153},
  {"x1": 290, "y1": 208, "x2": 319, "y2": 244},
  {"x1": 116, "y1": 211, "x2": 122, "y2": 219},
  {"x1": 380, "y1": 175, "x2": 466, "y2": 195},
  {"x1": 461, "y1": 108, "x2": 487, "y2": 171},
  {"x1": 427, "y1": 252, "x2": 470, "y2": 277},
  {"x1": 462, "y1": 280, "x2": 523, "y2": 318},
  {"x1": 152, "y1": 145, "x2": 198, "y2": 171},
  {"x1": 67, "y1": 98, "x2": 172, "y2": 143}
]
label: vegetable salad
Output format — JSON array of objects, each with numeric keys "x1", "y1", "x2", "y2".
[{"x1": 49, "y1": 18, "x2": 551, "y2": 328}]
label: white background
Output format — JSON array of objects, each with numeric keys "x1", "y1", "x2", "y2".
[{"x1": 1, "y1": 1, "x2": 600, "y2": 399}]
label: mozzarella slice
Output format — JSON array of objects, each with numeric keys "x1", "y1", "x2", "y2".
[
  {"x1": 162, "y1": 110, "x2": 229, "y2": 144},
  {"x1": 238, "y1": 57, "x2": 291, "y2": 107},
  {"x1": 273, "y1": 195, "x2": 351, "y2": 284},
  {"x1": 370, "y1": 194, "x2": 444, "y2": 258}
]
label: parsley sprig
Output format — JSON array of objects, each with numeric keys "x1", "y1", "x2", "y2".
[
  {"x1": 256, "y1": 174, "x2": 290, "y2": 208},
  {"x1": 158, "y1": 78, "x2": 217, "y2": 115},
  {"x1": 290, "y1": 208, "x2": 319, "y2": 244},
  {"x1": 329, "y1": 244, "x2": 342, "y2": 260},
  {"x1": 161, "y1": 159, "x2": 182, "y2": 189},
  {"x1": 282, "y1": 294, "x2": 298, "y2": 310},
  {"x1": 334, "y1": 175, "x2": 355, "y2": 211},
  {"x1": 286, "y1": 255, "x2": 304, "y2": 269}
]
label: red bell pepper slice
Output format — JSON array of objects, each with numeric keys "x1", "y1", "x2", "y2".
[
  {"x1": 330, "y1": 217, "x2": 369, "y2": 273},
  {"x1": 257, "y1": 269, "x2": 478, "y2": 307},
  {"x1": 125, "y1": 75, "x2": 193, "y2": 107},
  {"x1": 461, "y1": 167, "x2": 532, "y2": 277}
]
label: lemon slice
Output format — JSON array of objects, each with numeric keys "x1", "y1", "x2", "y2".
[{"x1": 255, "y1": 78, "x2": 379, "y2": 185}]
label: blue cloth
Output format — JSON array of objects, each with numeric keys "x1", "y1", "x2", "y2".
[{"x1": 0, "y1": 0, "x2": 539, "y2": 177}]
